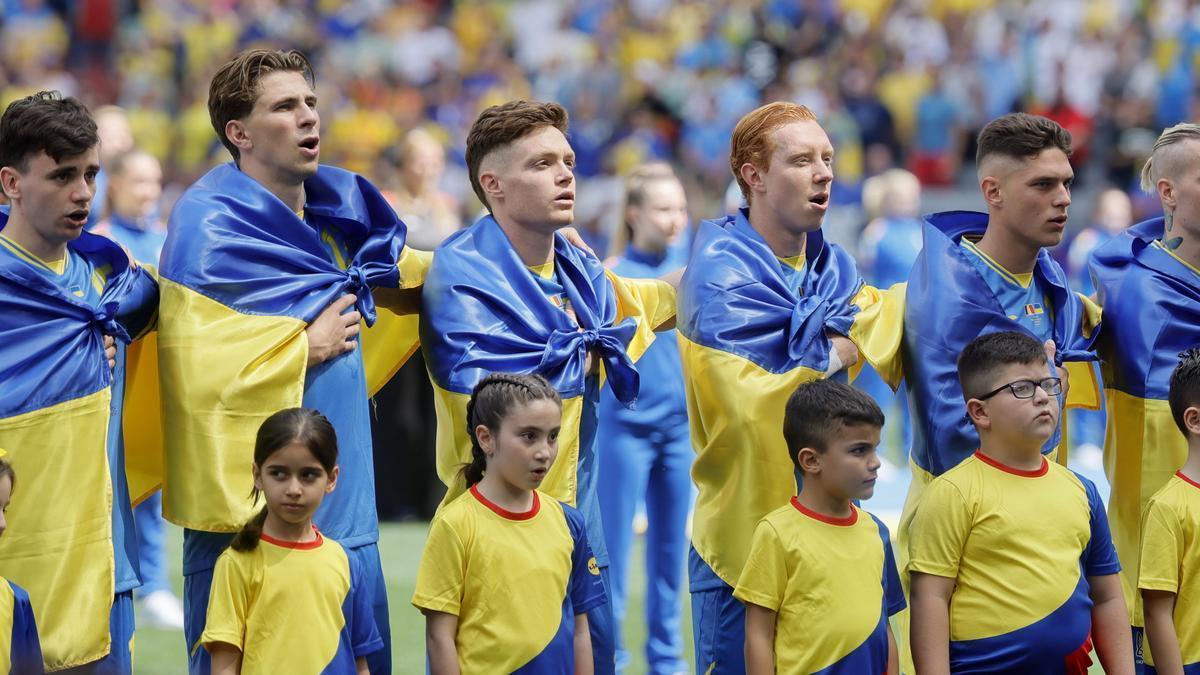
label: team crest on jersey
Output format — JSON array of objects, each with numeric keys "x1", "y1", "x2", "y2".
[
  {"x1": 1024, "y1": 303, "x2": 1044, "y2": 316},
  {"x1": 587, "y1": 557, "x2": 599, "y2": 576}
]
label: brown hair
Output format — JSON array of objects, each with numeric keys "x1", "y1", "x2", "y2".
[
  {"x1": 461, "y1": 373, "x2": 562, "y2": 487},
  {"x1": 208, "y1": 49, "x2": 315, "y2": 163},
  {"x1": 0, "y1": 91, "x2": 98, "y2": 174},
  {"x1": 730, "y1": 102, "x2": 818, "y2": 203},
  {"x1": 976, "y1": 113, "x2": 1072, "y2": 167},
  {"x1": 465, "y1": 100, "x2": 569, "y2": 210},
  {"x1": 231, "y1": 408, "x2": 338, "y2": 552}
]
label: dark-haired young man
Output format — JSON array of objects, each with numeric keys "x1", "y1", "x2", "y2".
[
  {"x1": 158, "y1": 48, "x2": 425, "y2": 674},
  {"x1": 872, "y1": 113, "x2": 1104, "y2": 670},
  {"x1": 0, "y1": 91, "x2": 159, "y2": 673},
  {"x1": 420, "y1": 100, "x2": 678, "y2": 673}
]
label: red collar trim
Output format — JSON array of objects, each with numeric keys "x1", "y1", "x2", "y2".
[
  {"x1": 790, "y1": 497, "x2": 858, "y2": 526},
  {"x1": 1177, "y1": 471, "x2": 1200, "y2": 490},
  {"x1": 470, "y1": 484, "x2": 541, "y2": 521},
  {"x1": 260, "y1": 525, "x2": 323, "y2": 550},
  {"x1": 974, "y1": 450, "x2": 1048, "y2": 477}
]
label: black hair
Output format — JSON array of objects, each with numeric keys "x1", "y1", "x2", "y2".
[
  {"x1": 0, "y1": 91, "x2": 98, "y2": 175},
  {"x1": 1169, "y1": 347, "x2": 1200, "y2": 436},
  {"x1": 976, "y1": 112, "x2": 1073, "y2": 167},
  {"x1": 461, "y1": 373, "x2": 562, "y2": 487},
  {"x1": 230, "y1": 408, "x2": 338, "y2": 552},
  {"x1": 782, "y1": 379, "x2": 884, "y2": 473},
  {"x1": 957, "y1": 331, "x2": 1047, "y2": 401}
]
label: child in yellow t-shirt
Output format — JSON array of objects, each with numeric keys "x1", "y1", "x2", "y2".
[
  {"x1": 734, "y1": 379, "x2": 904, "y2": 674},
  {"x1": 1140, "y1": 348, "x2": 1200, "y2": 674}
]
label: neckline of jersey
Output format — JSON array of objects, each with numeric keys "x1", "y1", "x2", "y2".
[
  {"x1": 790, "y1": 496, "x2": 858, "y2": 526},
  {"x1": 974, "y1": 450, "x2": 1048, "y2": 477},
  {"x1": 470, "y1": 484, "x2": 542, "y2": 521}
]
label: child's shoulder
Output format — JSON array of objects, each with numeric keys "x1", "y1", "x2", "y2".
[{"x1": 1148, "y1": 472, "x2": 1200, "y2": 512}]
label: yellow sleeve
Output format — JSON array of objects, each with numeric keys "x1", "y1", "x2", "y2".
[
  {"x1": 907, "y1": 478, "x2": 971, "y2": 579},
  {"x1": 412, "y1": 515, "x2": 467, "y2": 616},
  {"x1": 848, "y1": 282, "x2": 906, "y2": 390},
  {"x1": 733, "y1": 519, "x2": 788, "y2": 611},
  {"x1": 200, "y1": 552, "x2": 252, "y2": 651},
  {"x1": 1077, "y1": 292, "x2": 1102, "y2": 340},
  {"x1": 398, "y1": 247, "x2": 432, "y2": 290},
  {"x1": 1138, "y1": 497, "x2": 1183, "y2": 593},
  {"x1": 605, "y1": 271, "x2": 676, "y2": 366}
]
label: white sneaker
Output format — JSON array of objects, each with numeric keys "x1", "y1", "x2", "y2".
[{"x1": 139, "y1": 590, "x2": 185, "y2": 631}]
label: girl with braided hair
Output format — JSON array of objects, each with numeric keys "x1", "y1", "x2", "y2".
[{"x1": 413, "y1": 373, "x2": 607, "y2": 674}]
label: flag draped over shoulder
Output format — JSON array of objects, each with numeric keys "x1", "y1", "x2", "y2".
[
  {"x1": 904, "y1": 211, "x2": 1100, "y2": 478},
  {"x1": 1090, "y1": 216, "x2": 1199, "y2": 622},
  {"x1": 422, "y1": 215, "x2": 669, "y2": 508},
  {"x1": 677, "y1": 210, "x2": 869, "y2": 586},
  {"x1": 0, "y1": 222, "x2": 157, "y2": 670},
  {"x1": 158, "y1": 163, "x2": 422, "y2": 532}
]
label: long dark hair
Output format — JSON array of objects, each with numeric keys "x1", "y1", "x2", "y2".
[
  {"x1": 230, "y1": 408, "x2": 338, "y2": 552},
  {"x1": 461, "y1": 373, "x2": 562, "y2": 487}
]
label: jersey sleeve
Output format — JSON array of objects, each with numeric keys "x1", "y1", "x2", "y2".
[
  {"x1": 9, "y1": 582, "x2": 43, "y2": 675},
  {"x1": 1138, "y1": 496, "x2": 1182, "y2": 593},
  {"x1": 848, "y1": 282, "x2": 906, "y2": 389},
  {"x1": 732, "y1": 519, "x2": 788, "y2": 612},
  {"x1": 907, "y1": 477, "x2": 972, "y2": 579},
  {"x1": 875, "y1": 519, "x2": 908, "y2": 616},
  {"x1": 608, "y1": 271, "x2": 676, "y2": 331},
  {"x1": 347, "y1": 553, "x2": 385, "y2": 658},
  {"x1": 411, "y1": 515, "x2": 467, "y2": 616},
  {"x1": 563, "y1": 505, "x2": 606, "y2": 615},
  {"x1": 1080, "y1": 475, "x2": 1122, "y2": 577},
  {"x1": 200, "y1": 551, "x2": 252, "y2": 651}
]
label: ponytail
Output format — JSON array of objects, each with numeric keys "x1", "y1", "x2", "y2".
[
  {"x1": 459, "y1": 373, "x2": 562, "y2": 488},
  {"x1": 230, "y1": 506, "x2": 268, "y2": 552}
]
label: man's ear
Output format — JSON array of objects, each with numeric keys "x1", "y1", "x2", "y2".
[
  {"x1": 0, "y1": 166, "x2": 21, "y2": 201},
  {"x1": 225, "y1": 119, "x2": 253, "y2": 154}
]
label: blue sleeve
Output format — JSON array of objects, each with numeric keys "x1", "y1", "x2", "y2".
[
  {"x1": 872, "y1": 516, "x2": 907, "y2": 616},
  {"x1": 1078, "y1": 474, "x2": 1122, "y2": 576},
  {"x1": 562, "y1": 504, "x2": 606, "y2": 615},
  {"x1": 9, "y1": 582, "x2": 43, "y2": 675},
  {"x1": 347, "y1": 554, "x2": 384, "y2": 658}
]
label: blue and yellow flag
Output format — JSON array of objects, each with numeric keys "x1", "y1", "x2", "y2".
[
  {"x1": 421, "y1": 215, "x2": 672, "y2": 512},
  {"x1": 902, "y1": 211, "x2": 1100, "y2": 478},
  {"x1": 0, "y1": 221, "x2": 157, "y2": 670},
  {"x1": 158, "y1": 163, "x2": 423, "y2": 534},
  {"x1": 677, "y1": 209, "x2": 875, "y2": 586},
  {"x1": 1091, "y1": 216, "x2": 1199, "y2": 623}
]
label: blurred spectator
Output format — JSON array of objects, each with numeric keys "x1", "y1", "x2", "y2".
[
  {"x1": 384, "y1": 128, "x2": 461, "y2": 251},
  {"x1": 92, "y1": 147, "x2": 183, "y2": 631},
  {"x1": 909, "y1": 68, "x2": 963, "y2": 186}
]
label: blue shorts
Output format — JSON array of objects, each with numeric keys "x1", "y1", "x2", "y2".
[
  {"x1": 689, "y1": 547, "x2": 746, "y2": 675},
  {"x1": 182, "y1": 530, "x2": 389, "y2": 674},
  {"x1": 58, "y1": 591, "x2": 134, "y2": 674}
]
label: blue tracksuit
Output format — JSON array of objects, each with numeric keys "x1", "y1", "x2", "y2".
[{"x1": 598, "y1": 243, "x2": 693, "y2": 674}]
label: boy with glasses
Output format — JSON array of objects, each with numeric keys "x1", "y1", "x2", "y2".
[{"x1": 908, "y1": 331, "x2": 1132, "y2": 674}]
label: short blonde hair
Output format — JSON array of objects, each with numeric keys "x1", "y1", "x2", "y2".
[
  {"x1": 729, "y1": 102, "x2": 818, "y2": 203},
  {"x1": 1141, "y1": 122, "x2": 1200, "y2": 192}
]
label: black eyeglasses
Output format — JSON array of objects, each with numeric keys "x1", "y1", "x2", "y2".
[{"x1": 975, "y1": 377, "x2": 1062, "y2": 401}]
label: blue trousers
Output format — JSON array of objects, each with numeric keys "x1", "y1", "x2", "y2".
[
  {"x1": 58, "y1": 591, "x2": 135, "y2": 674},
  {"x1": 133, "y1": 492, "x2": 169, "y2": 596},
  {"x1": 689, "y1": 548, "x2": 747, "y2": 675},
  {"x1": 597, "y1": 422, "x2": 691, "y2": 674},
  {"x1": 182, "y1": 530, "x2": 391, "y2": 674},
  {"x1": 590, "y1": 565, "x2": 617, "y2": 675}
]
